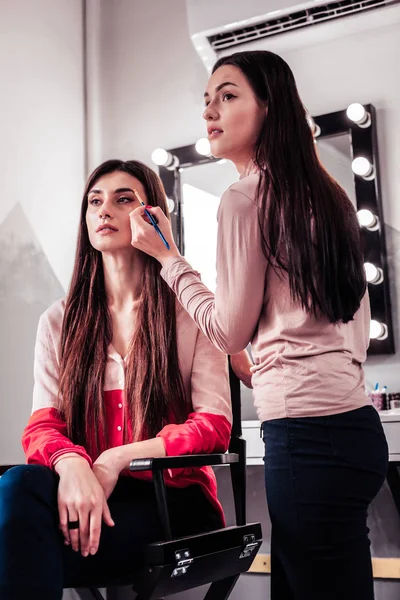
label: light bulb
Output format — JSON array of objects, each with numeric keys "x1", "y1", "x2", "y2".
[
  {"x1": 167, "y1": 197, "x2": 175, "y2": 213},
  {"x1": 370, "y1": 320, "x2": 388, "y2": 341},
  {"x1": 352, "y1": 157, "x2": 374, "y2": 179},
  {"x1": 151, "y1": 149, "x2": 179, "y2": 170},
  {"x1": 364, "y1": 262, "x2": 383, "y2": 284},
  {"x1": 357, "y1": 209, "x2": 378, "y2": 229},
  {"x1": 152, "y1": 148, "x2": 169, "y2": 166},
  {"x1": 195, "y1": 137, "x2": 211, "y2": 156},
  {"x1": 346, "y1": 103, "x2": 371, "y2": 128}
]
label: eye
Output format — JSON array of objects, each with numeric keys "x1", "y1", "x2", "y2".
[
  {"x1": 223, "y1": 92, "x2": 236, "y2": 101},
  {"x1": 89, "y1": 198, "x2": 101, "y2": 205},
  {"x1": 117, "y1": 196, "x2": 133, "y2": 204}
]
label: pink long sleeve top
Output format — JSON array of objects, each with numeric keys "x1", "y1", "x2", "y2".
[
  {"x1": 161, "y1": 173, "x2": 371, "y2": 422},
  {"x1": 22, "y1": 298, "x2": 232, "y2": 523}
]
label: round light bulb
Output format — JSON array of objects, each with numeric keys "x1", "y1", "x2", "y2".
[
  {"x1": 352, "y1": 157, "x2": 373, "y2": 177},
  {"x1": 151, "y1": 148, "x2": 169, "y2": 166},
  {"x1": 370, "y1": 320, "x2": 388, "y2": 341},
  {"x1": 167, "y1": 197, "x2": 175, "y2": 213},
  {"x1": 364, "y1": 262, "x2": 383, "y2": 284},
  {"x1": 195, "y1": 137, "x2": 211, "y2": 156},
  {"x1": 357, "y1": 209, "x2": 375, "y2": 228},
  {"x1": 347, "y1": 103, "x2": 366, "y2": 123}
]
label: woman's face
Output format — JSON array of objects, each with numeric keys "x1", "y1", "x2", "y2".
[
  {"x1": 86, "y1": 170, "x2": 146, "y2": 253},
  {"x1": 203, "y1": 65, "x2": 266, "y2": 163}
]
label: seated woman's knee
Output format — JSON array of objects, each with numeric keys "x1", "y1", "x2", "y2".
[{"x1": 0, "y1": 465, "x2": 55, "y2": 523}]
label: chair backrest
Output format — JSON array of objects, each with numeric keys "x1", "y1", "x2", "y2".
[
  {"x1": 228, "y1": 359, "x2": 242, "y2": 441},
  {"x1": 227, "y1": 358, "x2": 247, "y2": 527}
]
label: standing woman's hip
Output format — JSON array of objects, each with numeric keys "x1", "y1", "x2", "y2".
[{"x1": 262, "y1": 405, "x2": 388, "y2": 600}]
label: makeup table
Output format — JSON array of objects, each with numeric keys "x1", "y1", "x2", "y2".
[{"x1": 242, "y1": 409, "x2": 400, "y2": 516}]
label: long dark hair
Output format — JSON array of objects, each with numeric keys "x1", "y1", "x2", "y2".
[
  {"x1": 58, "y1": 160, "x2": 188, "y2": 455},
  {"x1": 213, "y1": 51, "x2": 366, "y2": 324}
]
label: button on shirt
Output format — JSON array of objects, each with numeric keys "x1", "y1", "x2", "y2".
[{"x1": 104, "y1": 346, "x2": 126, "y2": 446}]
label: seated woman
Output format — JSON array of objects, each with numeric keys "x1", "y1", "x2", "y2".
[{"x1": 0, "y1": 160, "x2": 233, "y2": 600}]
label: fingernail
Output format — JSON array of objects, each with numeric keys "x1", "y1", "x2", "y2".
[
  {"x1": 90, "y1": 547, "x2": 96, "y2": 555},
  {"x1": 145, "y1": 205, "x2": 152, "y2": 209},
  {"x1": 64, "y1": 540, "x2": 70, "y2": 545},
  {"x1": 82, "y1": 551, "x2": 89, "y2": 558}
]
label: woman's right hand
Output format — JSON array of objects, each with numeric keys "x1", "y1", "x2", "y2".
[{"x1": 55, "y1": 455, "x2": 115, "y2": 557}]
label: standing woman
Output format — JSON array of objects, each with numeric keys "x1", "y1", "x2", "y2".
[{"x1": 130, "y1": 51, "x2": 388, "y2": 600}]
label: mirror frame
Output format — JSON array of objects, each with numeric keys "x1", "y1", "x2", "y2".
[{"x1": 159, "y1": 104, "x2": 394, "y2": 355}]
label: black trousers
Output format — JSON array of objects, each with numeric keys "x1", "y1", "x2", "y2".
[
  {"x1": 263, "y1": 405, "x2": 388, "y2": 600},
  {"x1": 0, "y1": 465, "x2": 221, "y2": 599}
]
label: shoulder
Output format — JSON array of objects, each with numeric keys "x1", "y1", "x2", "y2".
[
  {"x1": 38, "y1": 297, "x2": 66, "y2": 338},
  {"x1": 226, "y1": 173, "x2": 261, "y2": 203},
  {"x1": 220, "y1": 174, "x2": 261, "y2": 214}
]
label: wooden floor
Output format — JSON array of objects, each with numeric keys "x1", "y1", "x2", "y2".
[{"x1": 249, "y1": 554, "x2": 400, "y2": 579}]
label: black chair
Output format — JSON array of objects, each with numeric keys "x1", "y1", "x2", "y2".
[{"x1": 0, "y1": 361, "x2": 262, "y2": 599}]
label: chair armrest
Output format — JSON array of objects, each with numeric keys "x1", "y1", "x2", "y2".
[{"x1": 129, "y1": 452, "x2": 238, "y2": 472}]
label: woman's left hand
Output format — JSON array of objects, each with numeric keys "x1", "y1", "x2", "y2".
[
  {"x1": 130, "y1": 205, "x2": 180, "y2": 266},
  {"x1": 92, "y1": 448, "x2": 123, "y2": 500}
]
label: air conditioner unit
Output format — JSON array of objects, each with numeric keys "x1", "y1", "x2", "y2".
[{"x1": 186, "y1": 0, "x2": 400, "y2": 72}]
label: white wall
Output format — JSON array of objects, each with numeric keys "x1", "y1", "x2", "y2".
[
  {"x1": 0, "y1": 0, "x2": 86, "y2": 462},
  {"x1": 0, "y1": 0, "x2": 86, "y2": 290},
  {"x1": 96, "y1": 0, "x2": 209, "y2": 166}
]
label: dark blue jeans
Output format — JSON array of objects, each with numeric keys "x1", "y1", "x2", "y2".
[
  {"x1": 262, "y1": 405, "x2": 388, "y2": 600},
  {"x1": 0, "y1": 465, "x2": 221, "y2": 599}
]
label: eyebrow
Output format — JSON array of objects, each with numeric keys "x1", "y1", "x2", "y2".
[
  {"x1": 204, "y1": 81, "x2": 238, "y2": 98},
  {"x1": 88, "y1": 187, "x2": 136, "y2": 195}
]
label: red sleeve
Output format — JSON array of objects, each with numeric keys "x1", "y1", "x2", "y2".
[
  {"x1": 21, "y1": 407, "x2": 92, "y2": 469},
  {"x1": 156, "y1": 411, "x2": 231, "y2": 457},
  {"x1": 23, "y1": 308, "x2": 92, "y2": 469}
]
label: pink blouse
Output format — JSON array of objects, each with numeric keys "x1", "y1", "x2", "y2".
[{"x1": 161, "y1": 173, "x2": 371, "y2": 422}]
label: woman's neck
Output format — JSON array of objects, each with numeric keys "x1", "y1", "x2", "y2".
[
  {"x1": 102, "y1": 250, "x2": 144, "y2": 311},
  {"x1": 233, "y1": 155, "x2": 259, "y2": 180}
]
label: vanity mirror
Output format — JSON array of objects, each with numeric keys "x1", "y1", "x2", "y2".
[{"x1": 157, "y1": 104, "x2": 394, "y2": 355}]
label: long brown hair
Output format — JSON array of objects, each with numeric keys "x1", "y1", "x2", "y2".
[
  {"x1": 213, "y1": 51, "x2": 366, "y2": 324},
  {"x1": 58, "y1": 160, "x2": 188, "y2": 454}
]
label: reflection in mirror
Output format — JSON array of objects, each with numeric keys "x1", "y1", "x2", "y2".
[
  {"x1": 316, "y1": 133, "x2": 356, "y2": 208},
  {"x1": 181, "y1": 160, "x2": 238, "y2": 291}
]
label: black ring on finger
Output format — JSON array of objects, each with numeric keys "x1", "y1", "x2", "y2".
[{"x1": 67, "y1": 520, "x2": 80, "y2": 530}]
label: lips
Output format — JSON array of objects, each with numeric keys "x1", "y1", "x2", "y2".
[
  {"x1": 96, "y1": 224, "x2": 118, "y2": 233},
  {"x1": 208, "y1": 127, "x2": 224, "y2": 139}
]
